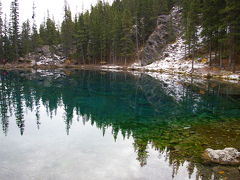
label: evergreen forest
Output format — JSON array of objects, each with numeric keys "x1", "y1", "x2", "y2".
[{"x1": 0, "y1": 0, "x2": 239, "y2": 70}]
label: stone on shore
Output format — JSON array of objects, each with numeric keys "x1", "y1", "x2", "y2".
[{"x1": 202, "y1": 148, "x2": 240, "y2": 165}]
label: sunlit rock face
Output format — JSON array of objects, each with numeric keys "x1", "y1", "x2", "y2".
[{"x1": 141, "y1": 7, "x2": 182, "y2": 66}]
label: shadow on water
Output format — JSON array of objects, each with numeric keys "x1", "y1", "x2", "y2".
[{"x1": 0, "y1": 69, "x2": 240, "y2": 179}]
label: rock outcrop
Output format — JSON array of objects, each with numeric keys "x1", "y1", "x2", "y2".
[
  {"x1": 23, "y1": 45, "x2": 66, "y2": 66},
  {"x1": 141, "y1": 7, "x2": 182, "y2": 66},
  {"x1": 202, "y1": 148, "x2": 240, "y2": 165}
]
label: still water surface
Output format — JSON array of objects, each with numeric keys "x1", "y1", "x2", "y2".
[{"x1": 0, "y1": 70, "x2": 240, "y2": 180}]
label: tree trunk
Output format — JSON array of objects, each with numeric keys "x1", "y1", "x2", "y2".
[
  {"x1": 192, "y1": 45, "x2": 195, "y2": 73},
  {"x1": 232, "y1": 47, "x2": 236, "y2": 73},
  {"x1": 219, "y1": 43, "x2": 223, "y2": 69},
  {"x1": 209, "y1": 40, "x2": 212, "y2": 67},
  {"x1": 229, "y1": 25, "x2": 236, "y2": 73},
  {"x1": 135, "y1": 18, "x2": 140, "y2": 63},
  {"x1": 184, "y1": 44, "x2": 187, "y2": 59}
]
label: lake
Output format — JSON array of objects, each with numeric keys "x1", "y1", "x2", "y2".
[{"x1": 0, "y1": 69, "x2": 240, "y2": 180}]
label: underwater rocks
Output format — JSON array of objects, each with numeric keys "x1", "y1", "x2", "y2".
[{"x1": 202, "y1": 148, "x2": 240, "y2": 165}]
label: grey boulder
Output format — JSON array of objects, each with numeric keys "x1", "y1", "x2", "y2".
[{"x1": 202, "y1": 148, "x2": 240, "y2": 165}]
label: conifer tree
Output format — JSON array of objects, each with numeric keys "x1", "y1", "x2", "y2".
[
  {"x1": 0, "y1": 0, "x2": 3, "y2": 61},
  {"x1": 46, "y1": 16, "x2": 59, "y2": 46},
  {"x1": 40, "y1": 14, "x2": 60, "y2": 46},
  {"x1": 31, "y1": 1, "x2": 40, "y2": 52},
  {"x1": 3, "y1": 15, "x2": 10, "y2": 61},
  {"x1": 75, "y1": 13, "x2": 88, "y2": 64},
  {"x1": 223, "y1": 0, "x2": 240, "y2": 72},
  {"x1": 120, "y1": 9, "x2": 134, "y2": 65},
  {"x1": 10, "y1": 0, "x2": 20, "y2": 61},
  {"x1": 61, "y1": 1, "x2": 74, "y2": 57},
  {"x1": 20, "y1": 20, "x2": 31, "y2": 56}
]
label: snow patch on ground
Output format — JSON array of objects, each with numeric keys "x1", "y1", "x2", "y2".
[
  {"x1": 36, "y1": 55, "x2": 65, "y2": 66},
  {"x1": 139, "y1": 37, "x2": 207, "y2": 73},
  {"x1": 222, "y1": 74, "x2": 240, "y2": 81},
  {"x1": 100, "y1": 65, "x2": 125, "y2": 72},
  {"x1": 197, "y1": 26, "x2": 204, "y2": 44},
  {"x1": 101, "y1": 65, "x2": 123, "y2": 69}
]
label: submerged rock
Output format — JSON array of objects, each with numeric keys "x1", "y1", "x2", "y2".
[{"x1": 202, "y1": 148, "x2": 240, "y2": 165}]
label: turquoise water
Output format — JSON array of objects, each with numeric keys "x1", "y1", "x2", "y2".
[{"x1": 0, "y1": 70, "x2": 240, "y2": 180}]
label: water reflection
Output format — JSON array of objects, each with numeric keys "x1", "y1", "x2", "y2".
[{"x1": 0, "y1": 70, "x2": 240, "y2": 180}]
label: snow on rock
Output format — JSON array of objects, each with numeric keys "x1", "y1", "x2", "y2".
[
  {"x1": 101, "y1": 65, "x2": 124, "y2": 72},
  {"x1": 140, "y1": 37, "x2": 207, "y2": 73},
  {"x1": 130, "y1": 62, "x2": 143, "y2": 70},
  {"x1": 196, "y1": 26, "x2": 204, "y2": 44},
  {"x1": 203, "y1": 148, "x2": 240, "y2": 165},
  {"x1": 36, "y1": 55, "x2": 65, "y2": 66},
  {"x1": 222, "y1": 74, "x2": 240, "y2": 81},
  {"x1": 140, "y1": 6, "x2": 182, "y2": 66},
  {"x1": 132, "y1": 5, "x2": 208, "y2": 74},
  {"x1": 101, "y1": 65, "x2": 122, "y2": 69}
]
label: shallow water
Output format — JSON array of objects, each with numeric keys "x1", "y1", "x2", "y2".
[{"x1": 0, "y1": 70, "x2": 240, "y2": 180}]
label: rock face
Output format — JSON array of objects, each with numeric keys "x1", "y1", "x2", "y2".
[
  {"x1": 141, "y1": 7, "x2": 182, "y2": 66},
  {"x1": 202, "y1": 148, "x2": 240, "y2": 165},
  {"x1": 24, "y1": 45, "x2": 66, "y2": 66}
]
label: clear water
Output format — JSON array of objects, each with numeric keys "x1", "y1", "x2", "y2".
[{"x1": 0, "y1": 70, "x2": 240, "y2": 180}]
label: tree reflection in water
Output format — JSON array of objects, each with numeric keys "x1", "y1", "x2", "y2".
[{"x1": 0, "y1": 70, "x2": 240, "y2": 179}]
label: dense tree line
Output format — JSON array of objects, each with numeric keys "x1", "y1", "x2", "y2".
[
  {"x1": 0, "y1": 0, "x2": 173, "y2": 65},
  {"x1": 0, "y1": 0, "x2": 239, "y2": 70},
  {"x1": 61, "y1": 0, "x2": 173, "y2": 64},
  {"x1": 181, "y1": 0, "x2": 240, "y2": 72}
]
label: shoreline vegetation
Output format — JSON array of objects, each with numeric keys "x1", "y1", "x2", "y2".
[
  {"x1": 0, "y1": 0, "x2": 240, "y2": 78},
  {"x1": 0, "y1": 0, "x2": 240, "y2": 178},
  {"x1": 0, "y1": 63, "x2": 239, "y2": 83}
]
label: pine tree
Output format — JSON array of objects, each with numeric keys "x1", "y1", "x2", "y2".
[
  {"x1": 0, "y1": 0, "x2": 3, "y2": 61},
  {"x1": 3, "y1": 15, "x2": 11, "y2": 61},
  {"x1": 223, "y1": 0, "x2": 240, "y2": 72},
  {"x1": 10, "y1": 0, "x2": 20, "y2": 61},
  {"x1": 201, "y1": 0, "x2": 225, "y2": 67},
  {"x1": 120, "y1": 9, "x2": 134, "y2": 65},
  {"x1": 39, "y1": 21, "x2": 46, "y2": 44},
  {"x1": 40, "y1": 14, "x2": 60, "y2": 46},
  {"x1": 20, "y1": 20, "x2": 31, "y2": 56},
  {"x1": 61, "y1": 1, "x2": 74, "y2": 57},
  {"x1": 182, "y1": 0, "x2": 200, "y2": 72},
  {"x1": 31, "y1": 1, "x2": 40, "y2": 52},
  {"x1": 46, "y1": 16, "x2": 60, "y2": 46},
  {"x1": 75, "y1": 13, "x2": 88, "y2": 64}
]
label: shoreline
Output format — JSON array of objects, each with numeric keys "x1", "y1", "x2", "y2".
[{"x1": 0, "y1": 63, "x2": 239, "y2": 83}]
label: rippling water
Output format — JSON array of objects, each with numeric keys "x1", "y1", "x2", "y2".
[{"x1": 0, "y1": 70, "x2": 240, "y2": 180}]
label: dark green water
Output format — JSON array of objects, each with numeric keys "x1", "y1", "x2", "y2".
[{"x1": 0, "y1": 70, "x2": 240, "y2": 180}]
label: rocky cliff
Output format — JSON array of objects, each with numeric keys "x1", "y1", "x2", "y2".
[
  {"x1": 141, "y1": 7, "x2": 182, "y2": 66},
  {"x1": 22, "y1": 45, "x2": 66, "y2": 66}
]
